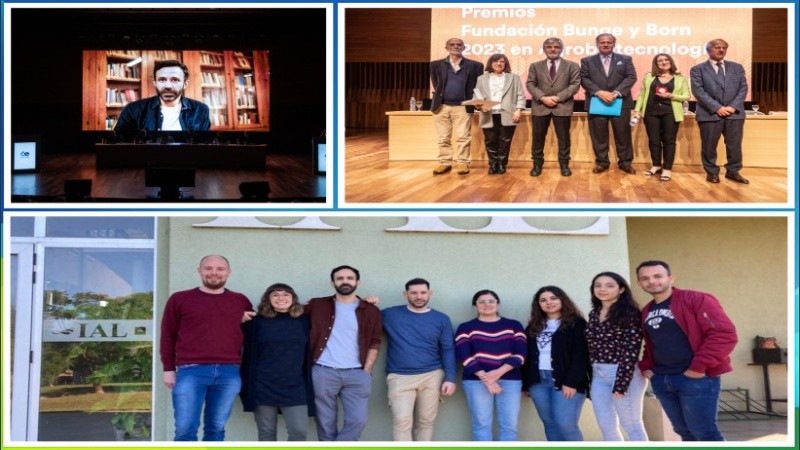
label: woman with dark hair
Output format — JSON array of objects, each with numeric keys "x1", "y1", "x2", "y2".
[
  {"x1": 585, "y1": 272, "x2": 648, "y2": 441},
  {"x1": 472, "y1": 53, "x2": 526, "y2": 174},
  {"x1": 522, "y1": 286, "x2": 590, "y2": 441},
  {"x1": 240, "y1": 283, "x2": 312, "y2": 441},
  {"x1": 455, "y1": 289, "x2": 527, "y2": 441},
  {"x1": 631, "y1": 53, "x2": 691, "y2": 181}
]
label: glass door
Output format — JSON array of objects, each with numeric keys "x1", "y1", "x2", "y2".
[
  {"x1": 9, "y1": 244, "x2": 35, "y2": 441},
  {"x1": 35, "y1": 246, "x2": 155, "y2": 441}
]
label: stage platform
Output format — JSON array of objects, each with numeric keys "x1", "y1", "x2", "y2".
[
  {"x1": 95, "y1": 143, "x2": 269, "y2": 169},
  {"x1": 386, "y1": 112, "x2": 787, "y2": 169}
]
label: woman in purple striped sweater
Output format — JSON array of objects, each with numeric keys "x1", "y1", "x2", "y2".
[{"x1": 455, "y1": 289, "x2": 528, "y2": 441}]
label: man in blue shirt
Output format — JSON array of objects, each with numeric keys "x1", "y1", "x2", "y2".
[{"x1": 381, "y1": 278, "x2": 457, "y2": 441}]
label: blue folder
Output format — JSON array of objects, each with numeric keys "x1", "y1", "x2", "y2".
[{"x1": 589, "y1": 97, "x2": 622, "y2": 116}]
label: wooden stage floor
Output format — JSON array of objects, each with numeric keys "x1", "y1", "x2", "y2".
[
  {"x1": 345, "y1": 129, "x2": 789, "y2": 206},
  {"x1": 10, "y1": 152, "x2": 326, "y2": 203}
]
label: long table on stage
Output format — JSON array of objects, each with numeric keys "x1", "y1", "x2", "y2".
[
  {"x1": 95, "y1": 143, "x2": 268, "y2": 169},
  {"x1": 385, "y1": 112, "x2": 787, "y2": 168}
]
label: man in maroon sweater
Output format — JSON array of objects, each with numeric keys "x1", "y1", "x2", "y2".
[{"x1": 160, "y1": 254, "x2": 253, "y2": 441}]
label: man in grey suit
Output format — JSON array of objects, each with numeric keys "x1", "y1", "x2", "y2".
[
  {"x1": 690, "y1": 39, "x2": 749, "y2": 184},
  {"x1": 430, "y1": 38, "x2": 484, "y2": 175},
  {"x1": 580, "y1": 33, "x2": 637, "y2": 174},
  {"x1": 526, "y1": 37, "x2": 581, "y2": 177}
]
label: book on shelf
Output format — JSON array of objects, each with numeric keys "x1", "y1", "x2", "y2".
[
  {"x1": 237, "y1": 112, "x2": 259, "y2": 125},
  {"x1": 201, "y1": 52, "x2": 225, "y2": 66},
  {"x1": 153, "y1": 50, "x2": 181, "y2": 61},
  {"x1": 107, "y1": 63, "x2": 141, "y2": 80},
  {"x1": 210, "y1": 112, "x2": 228, "y2": 127},
  {"x1": 202, "y1": 91, "x2": 227, "y2": 109},
  {"x1": 106, "y1": 88, "x2": 139, "y2": 106},
  {"x1": 201, "y1": 72, "x2": 225, "y2": 86},
  {"x1": 106, "y1": 50, "x2": 140, "y2": 58},
  {"x1": 235, "y1": 75, "x2": 254, "y2": 87},
  {"x1": 105, "y1": 115, "x2": 119, "y2": 130},
  {"x1": 236, "y1": 91, "x2": 257, "y2": 108},
  {"x1": 233, "y1": 52, "x2": 252, "y2": 69}
]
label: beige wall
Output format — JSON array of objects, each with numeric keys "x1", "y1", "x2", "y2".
[
  {"x1": 154, "y1": 216, "x2": 629, "y2": 441},
  {"x1": 627, "y1": 216, "x2": 789, "y2": 414},
  {"x1": 152, "y1": 215, "x2": 790, "y2": 442}
]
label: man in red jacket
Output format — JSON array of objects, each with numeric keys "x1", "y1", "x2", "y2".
[
  {"x1": 160, "y1": 254, "x2": 253, "y2": 441},
  {"x1": 635, "y1": 260, "x2": 738, "y2": 441}
]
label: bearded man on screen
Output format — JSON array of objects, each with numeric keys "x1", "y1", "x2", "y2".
[{"x1": 115, "y1": 59, "x2": 211, "y2": 138}]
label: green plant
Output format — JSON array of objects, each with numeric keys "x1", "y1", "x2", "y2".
[{"x1": 111, "y1": 412, "x2": 150, "y2": 438}]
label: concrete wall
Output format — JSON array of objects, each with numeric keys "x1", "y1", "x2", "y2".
[
  {"x1": 151, "y1": 215, "x2": 790, "y2": 442},
  {"x1": 153, "y1": 216, "x2": 629, "y2": 441}
]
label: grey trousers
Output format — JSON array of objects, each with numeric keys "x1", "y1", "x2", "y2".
[
  {"x1": 311, "y1": 364, "x2": 372, "y2": 441},
  {"x1": 253, "y1": 404, "x2": 308, "y2": 441}
]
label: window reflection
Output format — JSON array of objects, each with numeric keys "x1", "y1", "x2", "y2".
[
  {"x1": 38, "y1": 247, "x2": 154, "y2": 441},
  {"x1": 45, "y1": 217, "x2": 154, "y2": 239},
  {"x1": 10, "y1": 217, "x2": 35, "y2": 236}
]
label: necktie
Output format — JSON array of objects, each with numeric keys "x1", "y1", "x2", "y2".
[
  {"x1": 549, "y1": 60, "x2": 556, "y2": 80},
  {"x1": 716, "y1": 61, "x2": 725, "y2": 78},
  {"x1": 603, "y1": 56, "x2": 611, "y2": 75}
]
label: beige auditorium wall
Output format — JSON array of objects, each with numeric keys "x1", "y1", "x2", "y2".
[
  {"x1": 153, "y1": 216, "x2": 630, "y2": 441},
  {"x1": 626, "y1": 216, "x2": 789, "y2": 413}
]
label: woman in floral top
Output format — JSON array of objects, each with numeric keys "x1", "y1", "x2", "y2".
[{"x1": 584, "y1": 271, "x2": 649, "y2": 441}]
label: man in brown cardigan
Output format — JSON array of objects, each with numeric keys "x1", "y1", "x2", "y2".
[{"x1": 305, "y1": 265, "x2": 382, "y2": 441}]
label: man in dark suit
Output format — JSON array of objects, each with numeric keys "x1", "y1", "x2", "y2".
[
  {"x1": 690, "y1": 39, "x2": 749, "y2": 184},
  {"x1": 526, "y1": 37, "x2": 581, "y2": 177},
  {"x1": 580, "y1": 33, "x2": 637, "y2": 174},
  {"x1": 430, "y1": 38, "x2": 484, "y2": 175}
]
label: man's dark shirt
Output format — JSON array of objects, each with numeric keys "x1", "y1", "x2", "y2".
[{"x1": 114, "y1": 95, "x2": 211, "y2": 138}]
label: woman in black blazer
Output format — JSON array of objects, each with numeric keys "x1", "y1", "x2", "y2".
[{"x1": 522, "y1": 285, "x2": 591, "y2": 441}]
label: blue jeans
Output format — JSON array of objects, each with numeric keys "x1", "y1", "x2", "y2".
[
  {"x1": 311, "y1": 364, "x2": 372, "y2": 441},
  {"x1": 590, "y1": 363, "x2": 648, "y2": 441},
  {"x1": 528, "y1": 370, "x2": 585, "y2": 441},
  {"x1": 650, "y1": 373, "x2": 724, "y2": 441},
  {"x1": 462, "y1": 379, "x2": 522, "y2": 441},
  {"x1": 172, "y1": 364, "x2": 241, "y2": 441}
]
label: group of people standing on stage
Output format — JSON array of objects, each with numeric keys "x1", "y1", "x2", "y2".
[
  {"x1": 429, "y1": 34, "x2": 750, "y2": 185},
  {"x1": 161, "y1": 256, "x2": 738, "y2": 442}
]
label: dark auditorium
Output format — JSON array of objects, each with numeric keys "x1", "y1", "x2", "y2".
[{"x1": 8, "y1": 7, "x2": 328, "y2": 204}]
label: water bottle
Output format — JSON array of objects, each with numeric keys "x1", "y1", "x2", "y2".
[
  {"x1": 683, "y1": 101, "x2": 690, "y2": 114},
  {"x1": 409, "y1": 97, "x2": 417, "y2": 111}
]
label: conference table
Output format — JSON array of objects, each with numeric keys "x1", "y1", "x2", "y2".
[{"x1": 385, "y1": 112, "x2": 787, "y2": 168}]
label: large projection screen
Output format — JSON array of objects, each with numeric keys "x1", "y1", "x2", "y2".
[{"x1": 431, "y1": 6, "x2": 752, "y2": 101}]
